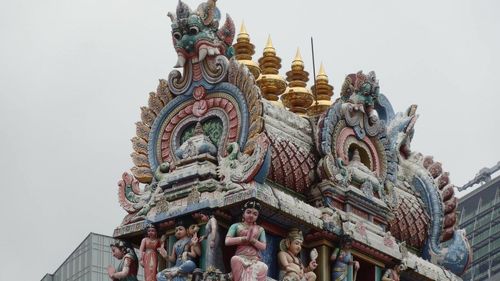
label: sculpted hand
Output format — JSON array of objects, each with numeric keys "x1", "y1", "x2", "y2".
[
  {"x1": 354, "y1": 261, "x2": 360, "y2": 271},
  {"x1": 107, "y1": 265, "x2": 116, "y2": 278},
  {"x1": 209, "y1": 239, "x2": 215, "y2": 249},
  {"x1": 191, "y1": 236, "x2": 199, "y2": 244},
  {"x1": 157, "y1": 247, "x2": 168, "y2": 258},
  {"x1": 309, "y1": 260, "x2": 318, "y2": 270},
  {"x1": 246, "y1": 226, "x2": 254, "y2": 241}
]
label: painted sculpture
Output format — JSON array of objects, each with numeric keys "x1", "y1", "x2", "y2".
[
  {"x1": 157, "y1": 220, "x2": 201, "y2": 281},
  {"x1": 277, "y1": 229, "x2": 317, "y2": 281},
  {"x1": 112, "y1": 0, "x2": 472, "y2": 280},
  {"x1": 330, "y1": 236, "x2": 359, "y2": 281},
  {"x1": 108, "y1": 240, "x2": 139, "y2": 281},
  {"x1": 199, "y1": 210, "x2": 224, "y2": 271},
  {"x1": 381, "y1": 263, "x2": 402, "y2": 281},
  {"x1": 225, "y1": 201, "x2": 268, "y2": 281},
  {"x1": 140, "y1": 224, "x2": 162, "y2": 281}
]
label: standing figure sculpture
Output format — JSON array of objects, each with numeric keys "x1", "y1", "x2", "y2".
[
  {"x1": 225, "y1": 201, "x2": 268, "y2": 281},
  {"x1": 140, "y1": 224, "x2": 161, "y2": 281},
  {"x1": 278, "y1": 229, "x2": 318, "y2": 281},
  {"x1": 199, "y1": 210, "x2": 224, "y2": 271},
  {"x1": 108, "y1": 240, "x2": 139, "y2": 281},
  {"x1": 381, "y1": 263, "x2": 402, "y2": 281},
  {"x1": 157, "y1": 220, "x2": 201, "y2": 281},
  {"x1": 330, "y1": 236, "x2": 359, "y2": 281}
]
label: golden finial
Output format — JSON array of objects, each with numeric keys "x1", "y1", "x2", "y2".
[
  {"x1": 237, "y1": 21, "x2": 249, "y2": 42},
  {"x1": 291, "y1": 48, "x2": 304, "y2": 69},
  {"x1": 233, "y1": 21, "x2": 260, "y2": 79},
  {"x1": 282, "y1": 48, "x2": 313, "y2": 115},
  {"x1": 318, "y1": 63, "x2": 327, "y2": 79},
  {"x1": 307, "y1": 62, "x2": 334, "y2": 117},
  {"x1": 256, "y1": 35, "x2": 287, "y2": 104},
  {"x1": 263, "y1": 35, "x2": 276, "y2": 55}
]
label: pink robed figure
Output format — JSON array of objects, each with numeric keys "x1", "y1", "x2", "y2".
[
  {"x1": 225, "y1": 201, "x2": 268, "y2": 281},
  {"x1": 139, "y1": 224, "x2": 161, "y2": 281}
]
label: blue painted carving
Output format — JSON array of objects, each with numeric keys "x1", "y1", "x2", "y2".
[
  {"x1": 261, "y1": 233, "x2": 280, "y2": 280},
  {"x1": 253, "y1": 147, "x2": 272, "y2": 184},
  {"x1": 375, "y1": 93, "x2": 395, "y2": 122},
  {"x1": 147, "y1": 82, "x2": 250, "y2": 172},
  {"x1": 413, "y1": 173, "x2": 471, "y2": 275}
]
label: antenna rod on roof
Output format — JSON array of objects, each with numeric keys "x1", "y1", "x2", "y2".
[{"x1": 311, "y1": 37, "x2": 318, "y2": 105}]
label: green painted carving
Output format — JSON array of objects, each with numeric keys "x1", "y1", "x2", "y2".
[{"x1": 180, "y1": 118, "x2": 223, "y2": 146}]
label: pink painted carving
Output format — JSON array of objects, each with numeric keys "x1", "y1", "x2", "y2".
[
  {"x1": 267, "y1": 133, "x2": 317, "y2": 193},
  {"x1": 192, "y1": 100, "x2": 208, "y2": 117},
  {"x1": 158, "y1": 97, "x2": 240, "y2": 164},
  {"x1": 335, "y1": 127, "x2": 381, "y2": 176}
]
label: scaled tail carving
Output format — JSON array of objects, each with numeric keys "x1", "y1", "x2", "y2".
[{"x1": 388, "y1": 106, "x2": 471, "y2": 275}]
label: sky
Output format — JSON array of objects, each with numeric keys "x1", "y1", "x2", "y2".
[{"x1": 0, "y1": 0, "x2": 499, "y2": 280}]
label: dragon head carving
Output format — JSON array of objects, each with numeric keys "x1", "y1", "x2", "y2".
[
  {"x1": 168, "y1": 0, "x2": 235, "y2": 67},
  {"x1": 340, "y1": 71, "x2": 381, "y2": 124}
]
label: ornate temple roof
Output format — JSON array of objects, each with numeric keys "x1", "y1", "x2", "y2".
[{"x1": 112, "y1": 1, "x2": 472, "y2": 280}]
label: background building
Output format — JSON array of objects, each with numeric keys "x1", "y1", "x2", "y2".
[
  {"x1": 458, "y1": 162, "x2": 500, "y2": 281},
  {"x1": 40, "y1": 233, "x2": 144, "y2": 281}
]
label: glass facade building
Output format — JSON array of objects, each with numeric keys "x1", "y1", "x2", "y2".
[
  {"x1": 458, "y1": 175, "x2": 500, "y2": 281},
  {"x1": 40, "y1": 233, "x2": 144, "y2": 281}
]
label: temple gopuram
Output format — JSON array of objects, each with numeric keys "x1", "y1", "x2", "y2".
[{"x1": 110, "y1": 1, "x2": 472, "y2": 281}]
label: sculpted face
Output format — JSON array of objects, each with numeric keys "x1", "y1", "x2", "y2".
[
  {"x1": 288, "y1": 239, "x2": 303, "y2": 256},
  {"x1": 169, "y1": 0, "x2": 235, "y2": 67},
  {"x1": 243, "y1": 208, "x2": 259, "y2": 224},
  {"x1": 175, "y1": 226, "x2": 187, "y2": 239},
  {"x1": 189, "y1": 224, "x2": 200, "y2": 236},
  {"x1": 111, "y1": 246, "x2": 125, "y2": 259},
  {"x1": 147, "y1": 227, "x2": 157, "y2": 239},
  {"x1": 169, "y1": 0, "x2": 234, "y2": 67},
  {"x1": 171, "y1": 15, "x2": 216, "y2": 59}
]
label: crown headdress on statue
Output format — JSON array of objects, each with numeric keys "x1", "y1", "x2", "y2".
[
  {"x1": 340, "y1": 70, "x2": 379, "y2": 99},
  {"x1": 168, "y1": 0, "x2": 221, "y2": 29}
]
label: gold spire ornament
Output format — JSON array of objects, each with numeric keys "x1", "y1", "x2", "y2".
[
  {"x1": 233, "y1": 22, "x2": 261, "y2": 79},
  {"x1": 256, "y1": 36, "x2": 287, "y2": 105},
  {"x1": 307, "y1": 63, "x2": 334, "y2": 116},
  {"x1": 282, "y1": 48, "x2": 314, "y2": 115}
]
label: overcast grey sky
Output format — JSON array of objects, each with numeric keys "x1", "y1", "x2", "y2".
[{"x1": 1, "y1": 0, "x2": 499, "y2": 280}]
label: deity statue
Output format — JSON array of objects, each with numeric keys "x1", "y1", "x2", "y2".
[
  {"x1": 182, "y1": 223, "x2": 202, "y2": 262},
  {"x1": 330, "y1": 235, "x2": 359, "y2": 281},
  {"x1": 139, "y1": 223, "x2": 161, "y2": 281},
  {"x1": 225, "y1": 201, "x2": 268, "y2": 281},
  {"x1": 198, "y1": 210, "x2": 224, "y2": 271},
  {"x1": 381, "y1": 263, "x2": 402, "y2": 281},
  {"x1": 107, "y1": 240, "x2": 139, "y2": 281},
  {"x1": 157, "y1": 220, "x2": 201, "y2": 281},
  {"x1": 277, "y1": 229, "x2": 318, "y2": 281}
]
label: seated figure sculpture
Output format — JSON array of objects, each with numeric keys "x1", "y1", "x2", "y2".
[
  {"x1": 225, "y1": 201, "x2": 268, "y2": 281},
  {"x1": 278, "y1": 229, "x2": 318, "y2": 281},
  {"x1": 157, "y1": 220, "x2": 201, "y2": 281}
]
